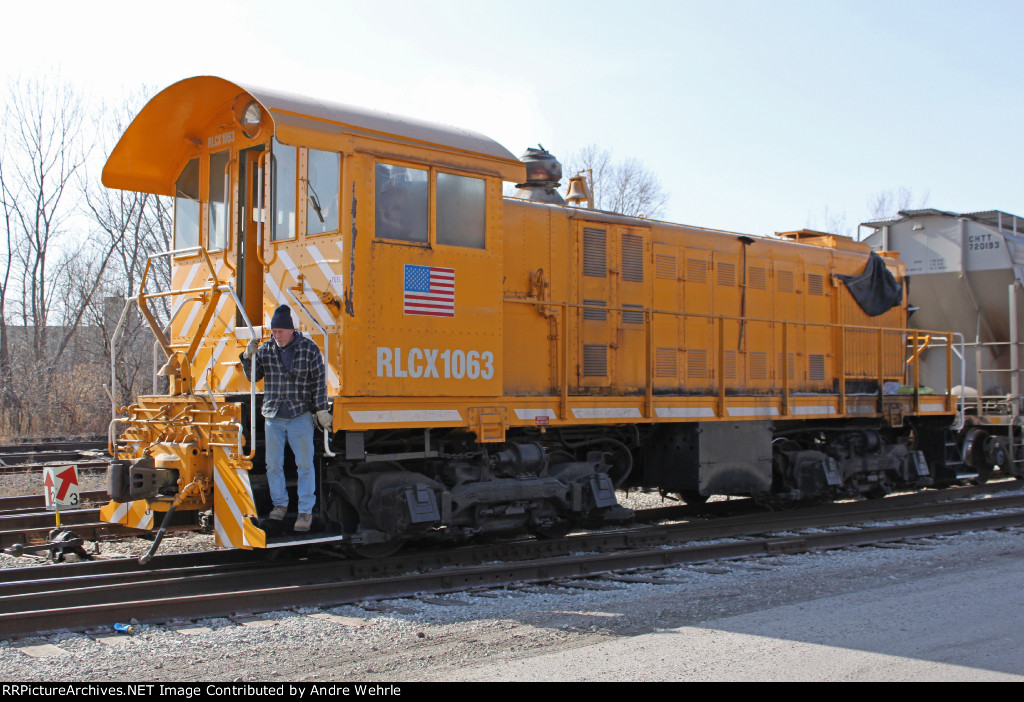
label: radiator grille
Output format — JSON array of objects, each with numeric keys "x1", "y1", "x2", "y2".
[
  {"x1": 777, "y1": 269, "x2": 795, "y2": 293},
  {"x1": 809, "y1": 354, "x2": 826, "y2": 381},
  {"x1": 717, "y1": 262, "x2": 737, "y2": 287},
  {"x1": 583, "y1": 228, "x2": 607, "y2": 277},
  {"x1": 686, "y1": 258, "x2": 707, "y2": 283},
  {"x1": 724, "y1": 350, "x2": 737, "y2": 379},
  {"x1": 778, "y1": 352, "x2": 796, "y2": 382},
  {"x1": 656, "y1": 348, "x2": 678, "y2": 377},
  {"x1": 583, "y1": 344, "x2": 608, "y2": 377},
  {"x1": 622, "y1": 303, "x2": 644, "y2": 325},
  {"x1": 622, "y1": 234, "x2": 644, "y2": 282},
  {"x1": 582, "y1": 299, "x2": 607, "y2": 321},
  {"x1": 655, "y1": 254, "x2": 677, "y2": 279},
  {"x1": 749, "y1": 351, "x2": 768, "y2": 380},
  {"x1": 687, "y1": 349, "x2": 708, "y2": 379}
]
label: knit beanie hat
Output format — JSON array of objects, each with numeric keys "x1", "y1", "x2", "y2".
[{"x1": 270, "y1": 305, "x2": 294, "y2": 330}]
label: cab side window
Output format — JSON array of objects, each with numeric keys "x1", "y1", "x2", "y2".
[
  {"x1": 271, "y1": 139, "x2": 297, "y2": 241},
  {"x1": 174, "y1": 157, "x2": 200, "y2": 249},
  {"x1": 307, "y1": 149, "x2": 340, "y2": 236},
  {"x1": 208, "y1": 150, "x2": 230, "y2": 250},
  {"x1": 375, "y1": 163, "x2": 428, "y2": 243},
  {"x1": 437, "y1": 172, "x2": 485, "y2": 249}
]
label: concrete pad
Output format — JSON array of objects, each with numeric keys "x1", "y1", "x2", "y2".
[
  {"x1": 16, "y1": 644, "x2": 68, "y2": 658},
  {"x1": 309, "y1": 613, "x2": 367, "y2": 627}
]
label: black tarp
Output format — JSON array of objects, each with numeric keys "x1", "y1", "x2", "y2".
[{"x1": 835, "y1": 252, "x2": 903, "y2": 316}]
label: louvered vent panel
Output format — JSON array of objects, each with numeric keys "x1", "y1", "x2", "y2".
[
  {"x1": 583, "y1": 228, "x2": 607, "y2": 277},
  {"x1": 656, "y1": 348, "x2": 678, "y2": 377},
  {"x1": 724, "y1": 351, "x2": 737, "y2": 379},
  {"x1": 583, "y1": 345, "x2": 608, "y2": 377},
  {"x1": 717, "y1": 262, "x2": 737, "y2": 287},
  {"x1": 686, "y1": 258, "x2": 707, "y2": 283},
  {"x1": 583, "y1": 299, "x2": 607, "y2": 321},
  {"x1": 622, "y1": 234, "x2": 644, "y2": 282},
  {"x1": 748, "y1": 266, "x2": 767, "y2": 290},
  {"x1": 749, "y1": 351, "x2": 768, "y2": 380},
  {"x1": 655, "y1": 254, "x2": 677, "y2": 279},
  {"x1": 807, "y1": 273, "x2": 825, "y2": 296},
  {"x1": 809, "y1": 354, "x2": 826, "y2": 381},
  {"x1": 777, "y1": 269, "x2": 795, "y2": 293},
  {"x1": 688, "y1": 349, "x2": 708, "y2": 379},
  {"x1": 778, "y1": 352, "x2": 796, "y2": 381},
  {"x1": 622, "y1": 303, "x2": 644, "y2": 325}
]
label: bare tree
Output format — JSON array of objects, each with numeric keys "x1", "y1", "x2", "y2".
[
  {"x1": 867, "y1": 187, "x2": 930, "y2": 221},
  {"x1": 0, "y1": 75, "x2": 89, "y2": 360},
  {"x1": 81, "y1": 89, "x2": 172, "y2": 407},
  {"x1": 806, "y1": 206, "x2": 851, "y2": 237},
  {"x1": 562, "y1": 145, "x2": 669, "y2": 219},
  {"x1": 0, "y1": 74, "x2": 153, "y2": 437}
]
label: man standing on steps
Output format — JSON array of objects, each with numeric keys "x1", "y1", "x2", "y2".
[{"x1": 241, "y1": 304, "x2": 332, "y2": 533}]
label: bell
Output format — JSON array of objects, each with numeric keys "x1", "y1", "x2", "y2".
[{"x1": 566, "y1": 175, "x2": 591, "y2": 208}]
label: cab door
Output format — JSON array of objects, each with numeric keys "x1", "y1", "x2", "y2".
[{"x1": 237, "y1": 146, "x2": 266, "y2": 327}]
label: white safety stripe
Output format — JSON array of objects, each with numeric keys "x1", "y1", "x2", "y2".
[
  {"x1": 169, "y1": 263, "x2": 201, "y2": 325},
  {"x1": 921, "y1": 403, "x2": 946, "y2": 412},
  {"x1": 277, "y1": 250, "x2": 334, "y2": 328},
  {"x1": 307, "y1": 243, "x2": 342, "y2": 296},
  {"x1": 219, "y1": 364, "x2": 236, "y2": 391},
  {"x1": 514, "y1": 409, "x2": 558, "y2": 420},
  {"x1": 180, "y1": 260, "x2": 223, "y2": 341},
  {"x1": 213, "y1": 513, "x2": 230, "y2": 549},
  {"x1": 727, "y1": 406, "x2": 780, "y2": 417},
  {"x1": 182, "y1": 261, "x2": 226, "y2": 341},
  {"x1": 236, "y1": 467, "x2": 255, "y2": 501},
  {"x1": 132, "y1": 507, "x2": 152, "y2": 530},
  {"x1": 655, "y1": 407, "x2": 716, "y2": 418},
  {"x1": 214, "y1": 465, "x2": 249, "y2": 548},
  {"x1": 198, "y1": 336, "x2": 229, "y2": 390},
  {"x1": 791, "y1": 405, "x2": 837, "y2": 416},
  {"x1": 572, "y1": 408, "x2": 643, "y2": 419},
  {"x1": 327, "y1": 366, "x2": 340, "y2": 396},
  {"x1": 110, "y1": 501, "x2": 129, "y2": 522},
  {"x1": 264, "y1": 273, "x2": 290, "y2": 309},
  {"x1": 348, "y1": 409, "x2": 462, "y2": 423}
]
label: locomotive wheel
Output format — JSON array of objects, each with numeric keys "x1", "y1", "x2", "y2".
[
  {"x1": 962, "y1": 428, "x2": 994, "y2": 484},
  {"x1": 677, "y1": 490, "x2": 709, "y2": 505}
]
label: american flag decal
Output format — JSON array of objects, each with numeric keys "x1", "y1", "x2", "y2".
[{"x1": 403, "y1": 264, "x2": 455, "y2": 317}]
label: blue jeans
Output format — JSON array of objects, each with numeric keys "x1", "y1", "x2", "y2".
[{"x1": 264, "y1": 412, "x2": 316, "y2": 514}]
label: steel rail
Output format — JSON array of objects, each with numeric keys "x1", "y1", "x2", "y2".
[{"x1": 2, "y1": 490, "x2": 1024, "y2": 638}]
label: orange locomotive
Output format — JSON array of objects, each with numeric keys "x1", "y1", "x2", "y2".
[{"x1": 100, "y1": 77, "x2": 963, "y2": 557}]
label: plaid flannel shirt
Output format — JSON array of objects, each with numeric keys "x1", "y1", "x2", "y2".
[{"x1": 241, "y1": 332, "x2": 329, "y2": 419}]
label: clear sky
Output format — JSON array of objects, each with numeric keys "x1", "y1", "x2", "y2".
[{"x1": 3, "y1": 0, "x2": 1022, "y2": 238}]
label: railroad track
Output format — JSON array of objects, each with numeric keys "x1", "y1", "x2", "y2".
[
  {"x1": 0, "y1": 439, "x2": 109, "y2": 474},
  {"x1": 2, "y1": 481, "x2": 1022, "y2": 639},
  {"x1": 0, "y1": 491, "x2": 145, "y2": 550}
]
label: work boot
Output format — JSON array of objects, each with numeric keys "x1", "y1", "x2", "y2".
[
  {"x1": 294, "y1": 513, "x2": 313, "y2": 532},
  {"x1": 269, "y1": 505, "x2": 287, "y2": 521}
]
